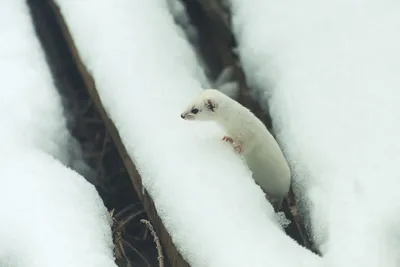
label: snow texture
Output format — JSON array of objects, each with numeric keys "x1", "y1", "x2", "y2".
[
  {"x1": 165, "y1": 0, "x2": 211, "y2": 87},
  {"x1": 0, "y1": 0, "x2": 92, "y2": 180},
  {"x1": 0, "y1": 1, "x2": 115, "y2": 266},
  {"x1": 55, "y1": 0, "x2": 321, "y2": 266},
  {"x1": 229, "y1": 0, "x2": 400, "y2": 266},
  {"x1": 0, "y1": 146, "x2": 116, "y2": 267}
]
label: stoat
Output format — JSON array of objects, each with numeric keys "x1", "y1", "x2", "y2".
[{"x1": 180, "y1": 89, "x2": 291, "y2": 211}]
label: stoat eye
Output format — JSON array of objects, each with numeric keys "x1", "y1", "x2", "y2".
[{"x1": 191, "y1": 108, "x2": 199, "y2": 114}]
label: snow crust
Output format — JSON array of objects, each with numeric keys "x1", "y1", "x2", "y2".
[
  {"x1": 229, "y1": 0, "x2": 400, "y2": 266},
  {"x1": 0, "y1": 1, "x2": 115, "y2": 266},
  {"x1": 55, "y1": 0, "x2": 321, "y2": 266}
]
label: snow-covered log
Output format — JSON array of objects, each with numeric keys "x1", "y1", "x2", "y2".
[
  {"x1": 0, "y1": 1, "x2": 115, "y2": 266},
  {"x1": 51, "y1": 0, "x2": 322, "y2": 266},
  {"x1": 229, "y1": 0, "x2": 400, "y2": 266}
]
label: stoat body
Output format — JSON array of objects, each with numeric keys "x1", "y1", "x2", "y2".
[{"x1": 180, "y1": 89, "x2": 291, "y2": 210}]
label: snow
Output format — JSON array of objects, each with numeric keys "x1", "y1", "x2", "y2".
[
  {"x1": 0, "y1": 0, "x2": 91, "y2": 179},
  {"x1": 229, "y1": 0, "x2": 400, "y2": 266},
  {"x1": 54, "y1": 0, "x2": 321, "y2": 266},
  {"x1": 0, "y1": 146, "x2": 115, "y2": 267},
  {"x1": 166, "y1": 0, "x2": 200, "y2": 51},
  {"x1": 0, "y1": 1, "x2": 115, "y2": 266}
]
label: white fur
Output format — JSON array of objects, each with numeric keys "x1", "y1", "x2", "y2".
[{"x1": 181, "y1": 89, "x2": 291, "y2": 209}]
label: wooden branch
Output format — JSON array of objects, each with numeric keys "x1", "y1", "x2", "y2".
[{"x1": 48, "y1": 2, "x2": 190, "y2": 267}]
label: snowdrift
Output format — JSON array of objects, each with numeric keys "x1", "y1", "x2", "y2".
[
  {"x1": 54, "y1": 0, "x2": 321, "y2": 266},
  {"x1": 0, "y1": 1, "x2": 115, "y2": 266},
  {"x1": 0, "y1": 146, "x2": 116, "y2": 267},
  {"x1": 229, "y1": 0, "x2": 400, "y2": 266}
]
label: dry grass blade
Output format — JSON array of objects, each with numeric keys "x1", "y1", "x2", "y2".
[
  {"x1": 113, "y1": 210, "x2": 145, "y2": 234},
  {"x1": 114, "y1": 203, "x2": 141, "y2": 220},
  {"x1": 141, "y1": 219, "x2": 164, "y2": 267},
  {"x1": 115, "y1": 231, "x2": 133, "y2": 267},
  {"x1": 112, "y1": 209, "x2": 150, "y2": 267}
]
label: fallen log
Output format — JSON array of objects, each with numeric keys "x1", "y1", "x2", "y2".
[{"x1": 48, "y1": 2, "x2": 190, "y2": 267}]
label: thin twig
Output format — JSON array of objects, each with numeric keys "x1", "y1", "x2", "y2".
[
  {"x1": 115, "y1": 231, "x2": 133, "y2": 267},
  {"x1": 96, "y1": 131, "x2": 109, "y2": 171},
  {"x1": 140, "y1": 219, "x2": 164, "y2": 267},
  {"x1": 113, "y1": 210, "x2": 145, "y2": 234},
  {"x1": 114, "y1": 203, "x2": 141, "y2": 219}
]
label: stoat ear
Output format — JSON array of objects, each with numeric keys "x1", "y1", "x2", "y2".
[{"x1": 205, "y1": 99, "x2": 217, "y2": 112}]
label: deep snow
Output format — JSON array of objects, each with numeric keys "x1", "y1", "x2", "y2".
[{"x1": 229, "y1": 0, "x2": 400, "y2": 266}]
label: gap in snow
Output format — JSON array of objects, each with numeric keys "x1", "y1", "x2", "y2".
[
  {"x1": 26, "y1": 1, "x2": 161, "y2": 266},
  {"x1": 27, "y1": 0, "x2": 94, "y2": 182},
  {"x1": 172, "y1": 0, "x2": 223, "y2": 81},
  {"x1": 169, "y1": 0, "x2": 241, "y2": 97},
  {"x1": 27, "y1": 1, "x2": 94, "y2": 181},
  {"x1": 177, "y1": 0, "x2": 274, "y2": 128},
  {"x1": 165, "y1": 0, "x2": 211, "y2": 85}
]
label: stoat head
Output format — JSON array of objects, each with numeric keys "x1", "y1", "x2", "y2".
[{"x1": 180, "y1": 89, "x2": 223, "y2": 121}]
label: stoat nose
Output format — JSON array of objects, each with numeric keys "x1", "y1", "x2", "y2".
[{"x1": 180, "y1": 114, "x2": 185, "y2": 119}]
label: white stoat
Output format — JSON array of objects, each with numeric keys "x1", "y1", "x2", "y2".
[{"x1": 180, "y1": 89, "x2": 291, "y2": 210}]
